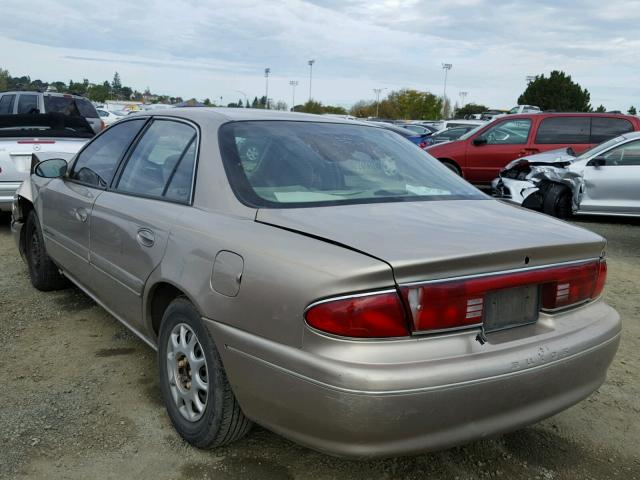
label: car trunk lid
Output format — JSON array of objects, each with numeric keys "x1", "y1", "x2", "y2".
[{"x1": 256, "y1": 199, "x2": 605, "y2": 285}]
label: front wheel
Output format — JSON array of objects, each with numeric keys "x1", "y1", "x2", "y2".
[
  {"x1": 25, "y1": 212, "x2": 68, "y2": 291},
  {"x1": 158, "y1": 298, "x2": 252, "y2": 448},
  {"x1": 440, "y1": 160, "x2": 461, "y2": 176},
  {"x1": 543, "y1": 184, "x2": 573, "y2": 219}
]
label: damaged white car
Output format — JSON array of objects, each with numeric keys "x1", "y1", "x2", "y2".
[{"x1": 492, "y1": 132, "x2": 640, "y2": 218}]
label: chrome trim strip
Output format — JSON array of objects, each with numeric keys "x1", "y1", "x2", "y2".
[
  {"x1": 304, "y1": 288, "x2": 398, "y2": 315},
  {"x1": 400, "y1": 258, "x2": 599, "y2": 287},
  {"x1": 412, "y1": 323, "x2": 483, "y2": 335}
]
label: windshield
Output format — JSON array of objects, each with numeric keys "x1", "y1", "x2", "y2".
[
  {"x1": 219, "y1": 121, "x2": 485, "y2": 208},
  {"x1": 44, "y1": 96, "x2": 98, "y2": 118},
  {"x1": 577, "y1": 135, "x2": 627, "y2": 159}
]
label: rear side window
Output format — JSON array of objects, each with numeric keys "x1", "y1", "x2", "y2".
[
  {"x1": 590, "y1": 117, "x2": 633, "y2": 143},
  {"x1": 535, "y1": 117, "x2": 590, "y2": 144},
  {"x1": 70, "y1": 119, "x2": 146, "y2": 188},
  {"x1": 17, "y1": 94, "x2": 39, "y2": 114},
  {"x1": 116, "y1": 119, "x2": 197, "y2": 202},
  {"x1": 0, "y1": 94, "x2": 16, "y2": 114},
  {"x1": 44, "y1": 96, "x2": 98, "y2": 118}
]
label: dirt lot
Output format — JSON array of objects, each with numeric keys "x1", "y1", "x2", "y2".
[{"x1": 1, "y1": 213, "x2": 639, "y2": 480}]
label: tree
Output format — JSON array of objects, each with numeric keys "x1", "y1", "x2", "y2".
[
  {"x1": 517, "y1": 71, "x2": 591, "y2": 112},
  {"x1": 628, "y1": 106, "x2": 637, "y2": 115},
  {"x1": 203, "y1": 98, "x2": 212, "y2": 106},
  {"x1": 454, "y1": 103, "x2": 488, "y2": 118},
  {"x1": 0, "y1": 68, "x2": 9, "y2": 91},
  {"x1": 595, "y1": 104, "x2": 606, "y2": 112},
  {"x1": 350, "y1": 89, "x2": 442, "y2": 120},
  {"x1": 86, "y1": 83, "x2": 109, "y2": 102},
  {"x1": 251, "y1": 96, "x2": 259, "y2": 108},
  {"x1": 111, "y1": 72, "x2": 122, "y2": 99},
  {"x1": 245, "y1": 99, "x2": 250, "y2": 108},
  {"x1": 274, "y1": 100, "x2": 288, "y2": 111}
]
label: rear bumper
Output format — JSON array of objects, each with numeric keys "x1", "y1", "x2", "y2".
[
  {"x1": 206, "y1": 300, "x2": 620, "y2": 458},
  {"x1": 0, "y1": 182, "x2": 21, "y2": 211}
]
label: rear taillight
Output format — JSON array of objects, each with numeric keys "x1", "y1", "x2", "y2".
[
  {"x1": 400, "y1": 259, "x2": 606, "y2": 333},
  {"x1": 100, "y1": 120, "x2": 106, "y2": 130},
  {"x1": 419, "y1": 141, "x2": 427, "y2": 149},
  {"x1": 305, "y1": 291, "x2": 409, "y2": 338}
]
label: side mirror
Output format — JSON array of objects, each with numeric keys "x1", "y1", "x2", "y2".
[
  {"x1": 586, "y1": 156, "x2": 606, "y2": 167},
  {"x1": 34, "y1": 158, "x2": 68, "y2": 178},
  {"x1": 473, "y1": 137, "x2": 487, "y2": 146}
]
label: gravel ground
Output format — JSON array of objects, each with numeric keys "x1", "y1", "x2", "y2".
[{"x1": 1, "y1": 212, "x2": 639, "y2": 480}]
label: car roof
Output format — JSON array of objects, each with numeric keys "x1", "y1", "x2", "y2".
[
  {"x1": 504, "y1": 112, "x2": 637, "y2": 120},
  {"x1": 126, "y1": 107, "x2": 373, "y2": 128}
]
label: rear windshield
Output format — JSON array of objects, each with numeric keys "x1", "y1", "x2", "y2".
[
  {"x1": 0, "y1": 113, "x2": 94, "y2": 138},
  {"x1": 219, "y1": 121, "x2": 485, "y2": 208},
  {"x1": 44, "y1": 96, "x2": 98, "y2": 118}
]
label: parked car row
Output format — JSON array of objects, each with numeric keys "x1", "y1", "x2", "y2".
[
  {"x1": 11, "y1": 108, "x2": 620, "y2": 458},
  {"x1": 425, "y1": 112, "x2": 640, "y2": 182}
]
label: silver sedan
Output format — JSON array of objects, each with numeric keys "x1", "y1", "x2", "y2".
[
  {"x1": 12, "y1": 108, "x2": 619, "y2": 458},
  {"x1": 493, "y1": 132, "x2": 640, "y2": 218}
]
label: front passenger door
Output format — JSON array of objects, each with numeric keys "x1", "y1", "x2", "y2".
[
  {"x1": 39, "y1": 119, "x2": 147, "y2": 288},
  {"x1": 580, "y1": 139, "x2": 640, "y2": 214}
]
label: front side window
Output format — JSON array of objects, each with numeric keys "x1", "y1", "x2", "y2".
[
  {"x1": 480, "y1": 119, "x2": 532, "y2": 145},
  {"x1": 0, "y1": 94, "x2": 16, "y2": 114},
  {"x1": 535, "y1": 117, "x2": 590, "y2": 144},
  {"x1": 219, "y1": 121, "x2": 484, "y2": 208},
  {"x1": 116, "y1": 119, "x2": 197, "y2": 202},
  {"x1": 69, "y1": 119, "x2": 146, "y2": 188},
  {"x1": 601, "y1": 139, "x2": 640, "y2": 166},
  {"x1": 590, "y1": 117, "x2": 633, "y2": 144},
  {"x1": 17, "y1": 94, "x2": 39, "y2": 114}
]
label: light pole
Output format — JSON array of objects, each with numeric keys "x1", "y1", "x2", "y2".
[
  {"x1": 459, "y1": 91, "x2": 468, "y2": 106},
  {"x1": 308, "y1": 59, "x2": 315, "y2": 102},
  {"x1": 235, "y1": 90, "x2": 248, "y2": 107},
  {"x1": 441, "y1": 63, "x2": 452, "y2": 117},
  {"x1": 373, "y1": 88, "x2": 384, "y2": 118},
  {"x1": 264, "y1": 68, "x2": 271, "y2": 109},
  {"x1": 289, "y1": 80, "x2": 299, "y2": 111}
]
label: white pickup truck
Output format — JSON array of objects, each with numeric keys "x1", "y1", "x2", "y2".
[{"x1": 0, "y1": 113, "x2": 94, "y2": 211}]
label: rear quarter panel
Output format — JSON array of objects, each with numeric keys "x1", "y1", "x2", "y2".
[{"x1": 143, "y1": 207, "x2": 394, "y2": 347}]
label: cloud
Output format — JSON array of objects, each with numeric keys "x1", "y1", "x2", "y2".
[{"x1": 0, "y1": 0, "x2": 638, "y2": 110}]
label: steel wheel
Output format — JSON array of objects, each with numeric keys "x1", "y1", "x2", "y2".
[{"x1": 166, "y1": 323, "x2": 209, "y2": 422}]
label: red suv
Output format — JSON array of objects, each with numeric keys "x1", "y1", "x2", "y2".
[{"x1": 426, "y1": 113, "x2": 640, "y2": 183}]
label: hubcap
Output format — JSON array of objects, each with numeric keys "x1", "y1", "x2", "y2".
[{"x1": 166, "y1": 323, "x2": 209, "y2": 422}]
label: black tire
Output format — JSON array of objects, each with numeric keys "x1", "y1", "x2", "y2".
[
  {"x1": 543, "y1": 183, "x2": 573, "y2": 219},
  {"x1": 25, "y1": 211, "x2": 68, "y2": 291},
  {"x1": 440, "y1": 160, "x2": 461, "y2": 176},
  {"x1": 158, "y1": 297, "x2": 252, "y2": 448}
]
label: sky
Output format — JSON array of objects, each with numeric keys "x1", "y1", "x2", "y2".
[{"x1": 1, "y1": 0, "x2": 640, "y2": 110}]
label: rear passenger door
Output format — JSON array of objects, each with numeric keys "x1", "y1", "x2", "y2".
[{"x1": 89, "y1": 118, "x2": 198, "y2": 328}]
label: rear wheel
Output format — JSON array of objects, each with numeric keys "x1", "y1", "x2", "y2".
[
  {"x1": 158, "y1": 297, "x2": 252, "y2": 448},
  {"x1": 543, "y1": 183, "x2": 573, "y2": 219},
  {"x1": 25, "y1": 212, "x2": 68, "y2": 291},
  {"x1": 440, "y1": 160, "x2": 461, "y2": 176}
]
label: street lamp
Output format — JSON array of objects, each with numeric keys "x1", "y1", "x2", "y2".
[
  {"x1": 264, "y1": 68, "x2": 271, "y2": 109},
  {"x1": 459, "y1": 91, "x2": 468, "y2": 106},
  {"x1": 289, "y1": 80, "x2": 299, "y2": 111},
  {"x1": 373, "y1": 88, "x2": 385, "y2": 118},
  {"x1": 442, "y1": 63, "x2": 452, "y2": 117},
  {"x1": 308, "y1": 59, "x2": 315, "y2": 102}
]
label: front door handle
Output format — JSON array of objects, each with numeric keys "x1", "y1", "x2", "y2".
[
  {"x1": 74, "y1": 208, "x2": 88, "y2": 223},
  {"x1": 136, "y1": 228, "x2": 155, "y2": 247}
]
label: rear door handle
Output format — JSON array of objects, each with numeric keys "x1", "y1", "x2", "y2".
[
  {"x1": 136, "y1": 228, "x2": 155, "y2": 247},
  {"x1": 519, "y1": 148, "x2": 540, "y2": 156},
  {"x1": 74, "y1": 208, "x2": 88, "y2": 223}
]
